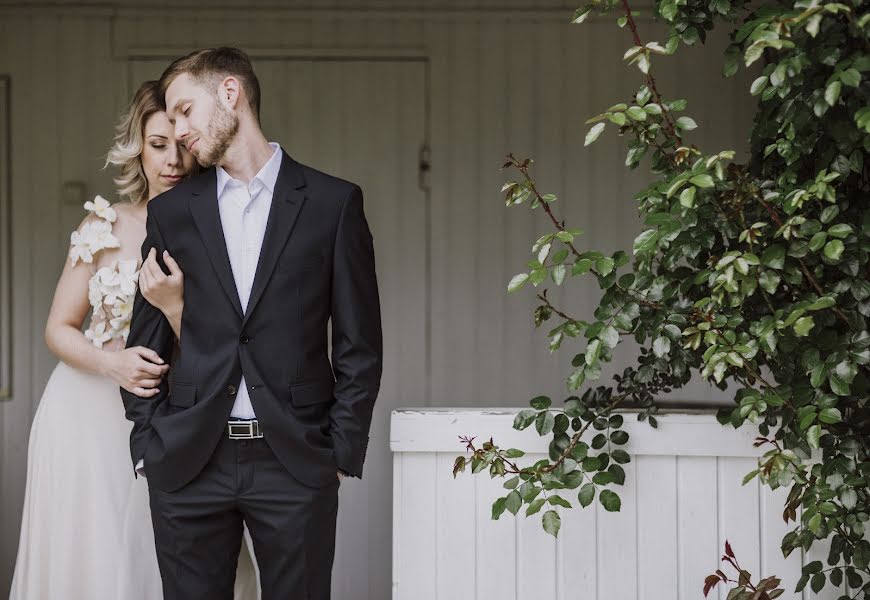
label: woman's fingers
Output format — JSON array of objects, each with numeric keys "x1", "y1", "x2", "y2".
[
  {"x1": 132, "y1": 386, "x2": 160, "y2": 397},
  {"x1": 133, "y1": 346, "x2": 164, "y2": 365},
  {"x1": 163, "y1": 250, "x2": 183, "y2": 279},
  {"x1": 138, "y1": 362, "x2": 169, "y2": 377}
]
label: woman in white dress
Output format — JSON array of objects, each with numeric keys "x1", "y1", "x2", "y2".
[{"x1": 9, "y1": 81, "x2": 258, "y2": 599}]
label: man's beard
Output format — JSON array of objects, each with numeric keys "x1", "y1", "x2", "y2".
[{"x1": 196, "y1": 102, "x2": 239, "y2": 167}]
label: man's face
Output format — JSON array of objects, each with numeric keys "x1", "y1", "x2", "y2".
[{"x1": 165, "y1": 73, "x2": 239, "y2": 167}]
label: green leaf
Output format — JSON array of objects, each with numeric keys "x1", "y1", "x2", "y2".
[
  {"x1": 793, "y1": 316, "x2": 815, "y2": 337},
  {"x1": 679, "y1": 186, "x2": 696, "y2": 208},
  {"x1": 599, "y1": 489, "x2": 621, "y2": 512},
  {"x1": 492, "y1": 497, "x2": 507, "y2": 520},
  {"x1": 653, "y1": 336, "x2": 671, "y2": 357},
  {"x1": 508, "y1": 273, "x2": 529, "y2": 293},
  {"x1": 505, "y1": 490, "x2": 522, "y2": 515},
  {"x1": 761, "y1": 245, "x2": 786, "y2": 270},
  {"x1": 825, "y1": 80, "x2": 841, "y2": 106},
  {"x1": 578, "y1": 483, "x2": 595, "y2": 507},
  {"x1": 690, "y1": 174, "x2": 714, "y2": 188},
  {"x1": 535, "y1": 411, "x2": 556, "y2": 436},
  {"x1": 585, "y1": 122, "x2": 605, "y2": 146},
  {"x1": 627, "y1": 106, "x2": 647, "y2": 121},
  {"x1": 633, "y1": 229, "x2": 659, "y2": 254},
  {"x1": 676, "y1": 116, "x2": 698, "y2": 130},
  {"x1": 823, "y1": 239, "x2": 844, "y2": 261},
  {"x1": 601, "y1": 325, "x2": 619, "y2": 349},
  {"x1": 530, "y1": 396, "x2": 551, "y2": 410},
  {"x1": 818, "y1": 407, "x2": 842, "y2": 424},
  {"x1": 548, "y1": 495, "x2": 573, "y2": 508},
  {"x1": 542, "y1": 510, "x2": 561, "y2": 537},
  {"x1": 806, "y1": 424, "x2": 821, "y2": 449},
  {"x1": 525, "y1": 497, "x2": 546, "y2": 516}
]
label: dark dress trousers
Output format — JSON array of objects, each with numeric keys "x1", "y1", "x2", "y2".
[{"x1": 121, "y1": 151, "x2": 382, "y2": 599}]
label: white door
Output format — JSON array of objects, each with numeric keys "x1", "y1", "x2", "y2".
[{"x1": 130, "y1": 57, "x2": 428, "y2": 600}]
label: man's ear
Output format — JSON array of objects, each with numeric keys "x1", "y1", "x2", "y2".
[{"x1": 220, "y1": 76, "x2": 241, "y2": 111}]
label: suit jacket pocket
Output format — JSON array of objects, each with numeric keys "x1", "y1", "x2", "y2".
[
  {"x1": 289, "y1": 379, "x2": 334, "y2": 408},
  {"x1": 168, "y1": 382, "x2": 197, "y2": 408}
]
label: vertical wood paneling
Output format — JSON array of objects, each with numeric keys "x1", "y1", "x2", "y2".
[
  {"x1": 636, "y1": 455, "x2": 678, "y2": 599},
  {"x1": 435, "y1": 452, "x2": 476, "y2": 599},
  {"x1": 392, "y1": 411, "x2": 841, "y2": 600},
  {"x1": 718, "y1": 457, "x2": 762, "y2": 600},
  {"x1": 394, "y1": 452, "x2": 438, "y2": 600},
  {"x1": 678, "y1": 457, "x2": 720, "y2": 600},
  {"x1": 475, "y1": 466, "x2": 517, "y2": 599},
  {"x1": 516, "y1": 454, "x2": 557, "y2": 600}
]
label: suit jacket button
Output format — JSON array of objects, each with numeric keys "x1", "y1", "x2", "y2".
[
  {"x1": 228, "y1": 384, "x2": 237, "y2": 396},
  {"x1": 240, "y1": 334, "x2": 250, "y2": 344}
]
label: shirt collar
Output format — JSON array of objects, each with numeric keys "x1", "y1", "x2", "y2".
[{"x1": 216, "y1": 142, "x2": 283, "y2": 198}]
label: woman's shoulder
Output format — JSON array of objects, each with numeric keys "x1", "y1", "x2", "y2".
[{"x1": 68, "y1": 195, "x2": 121, "y2": 267}]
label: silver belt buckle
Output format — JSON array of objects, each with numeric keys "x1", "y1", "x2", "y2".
[{"x1": 228, "y1": 420, "x2": 262, "y2": 439}]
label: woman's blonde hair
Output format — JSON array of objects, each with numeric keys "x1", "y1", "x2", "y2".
[{"x1": 105, "y1": 81, "x2": 162, "y2": 204}]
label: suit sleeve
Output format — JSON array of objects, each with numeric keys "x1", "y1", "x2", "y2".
[
  {"x1": 120, "y1": 204, "x2": 176, "y2": 470},
  {"x1": 329, "y1": 185, "x2": 383, "y2": 478}
]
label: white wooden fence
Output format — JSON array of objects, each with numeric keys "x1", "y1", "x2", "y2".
[{"x1": 391, "y1": 408, "x2": 849, "y2": 600}]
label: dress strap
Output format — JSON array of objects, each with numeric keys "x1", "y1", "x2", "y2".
[{"x1": 68, "y1": 195, "x2": 121, "y2": 267}]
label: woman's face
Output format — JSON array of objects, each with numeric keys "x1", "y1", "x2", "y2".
[{"x1": 141, "y1": 111, "x2": 195, "y2": 200}]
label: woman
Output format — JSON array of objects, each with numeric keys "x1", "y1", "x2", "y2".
[{"x1": 9, "y1": 81, "x2": 258, "y2": 599}]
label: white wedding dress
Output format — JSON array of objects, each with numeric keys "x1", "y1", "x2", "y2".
[{"x1": 9, "y1": 198, "x2": 260, "y2": 599}]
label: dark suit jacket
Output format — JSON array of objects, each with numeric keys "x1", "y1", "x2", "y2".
[{"x1": 121, "y1": 151, "x2": 382, "y2": 492}]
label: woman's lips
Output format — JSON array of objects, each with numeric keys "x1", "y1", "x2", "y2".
[{"x1": 162, "y1": 175, "x2": 184, "y2": 183}]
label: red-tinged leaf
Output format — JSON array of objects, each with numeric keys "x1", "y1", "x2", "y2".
[
  {"x1": 725, "y1": 540, "x2": 735, "y2": 558},
  {"x1": 703, "y1": 574, "x2": 721, "y2": 596}
]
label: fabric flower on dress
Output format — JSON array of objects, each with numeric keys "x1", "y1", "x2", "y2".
[
  {"x1": 83, "y1": 195, "x2": 117, "y2": 223},
  {"x1": 84, "y1": 321, "x2": 112, "y2": 348},
  {"x1": 69, "y1": 219, "x2": 121, "y2": 266}
]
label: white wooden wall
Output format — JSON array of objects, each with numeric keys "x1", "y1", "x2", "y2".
[
  {"x1": 0, "y1": 3, "x2": 760, "y2": 596},
  {"x1": 392, "y1": 409, "x2": 849, "y2": 600}
]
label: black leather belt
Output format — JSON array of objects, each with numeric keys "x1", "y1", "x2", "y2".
[{"x1": 226, "y1": 419, "x2": 263, "y2": 439}]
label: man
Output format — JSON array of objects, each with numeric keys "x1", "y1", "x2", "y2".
[{"x1": 121, "y1": 47, "x2": 382, "y2": 599}]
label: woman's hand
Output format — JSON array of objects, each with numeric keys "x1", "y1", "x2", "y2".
[
  {"x1": 139, "y1": 248, "x2": 184, "y2": 339},
  {"x1": 104, "y1": 346, "x2": 169, "y2": 396}
]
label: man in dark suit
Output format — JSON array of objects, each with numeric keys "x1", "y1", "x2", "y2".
[{"x1": 121, "y1": 47, "x2": 382, "y2": 600}]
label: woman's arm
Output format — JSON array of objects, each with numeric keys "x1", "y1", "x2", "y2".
[{"x1": 46, "y1": 226, "x2": 168, "y2": 395}]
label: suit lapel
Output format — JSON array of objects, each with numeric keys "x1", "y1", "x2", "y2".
[
  {"x1": 243, "y1": 153, "x2": 307, "y2": 324},
  {"x1": 188, "y1": 168, "x2": 244, "y2": 318}
]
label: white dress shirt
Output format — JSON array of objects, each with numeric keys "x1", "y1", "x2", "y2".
[{"x1": 217, "y1": 142, "x2": 283, "y2": 419}]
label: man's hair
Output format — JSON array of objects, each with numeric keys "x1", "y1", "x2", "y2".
[{"x1": 159, "y1": 47, "x2": 261, "y2": 119}]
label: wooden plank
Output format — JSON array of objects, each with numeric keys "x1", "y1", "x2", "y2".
[
  {"x1": 637, "y1": 455, "x2": 678, "y2": 599},
  {"x1": 435, "y1": 452, "x2": 476, "y2": 599},
  {"x1": 597, "y1": 455, "x2": 638, "y2": 599},
  {"x1": 516, "y1": 456, "x2": 557, "y2": 600},
  {"x1": 475, "y1": 467, "x2": 517, "y2": 599},
  {"x1": 760, "y1": 485, "x2": 802, "y2": 600},
  {"x1": 394, "y1": 452, "x2": 437, "y2": 600},
  {"x1": 678, "y1": 456, "x2": 720, "y2": 600},
  {"x1": 718, "y1": 457, "x2": 761, "y2": 600}
]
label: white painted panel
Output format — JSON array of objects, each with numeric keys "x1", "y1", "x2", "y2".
[
  {"x1": 475, "y1": 467, "x2": 517, "y2": 600},
  {"x1": 636, "y1": 455, "x2": 678, "y2": 599},
  {"x1": 435, "y1": 452, "x2": 475, "y2": 600},
  {"x1": 718, "y1": 457, "x2": 761, "y2": 600},
  {"x1": 678, "y1": 456, "x2": 720, "y2": 600},
  {"x1": 516, "y1": 454, "x2": 557, "y2": 600},
  {"x1": 394, "y1": 452, "x2": 438, "y2": 600}
]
